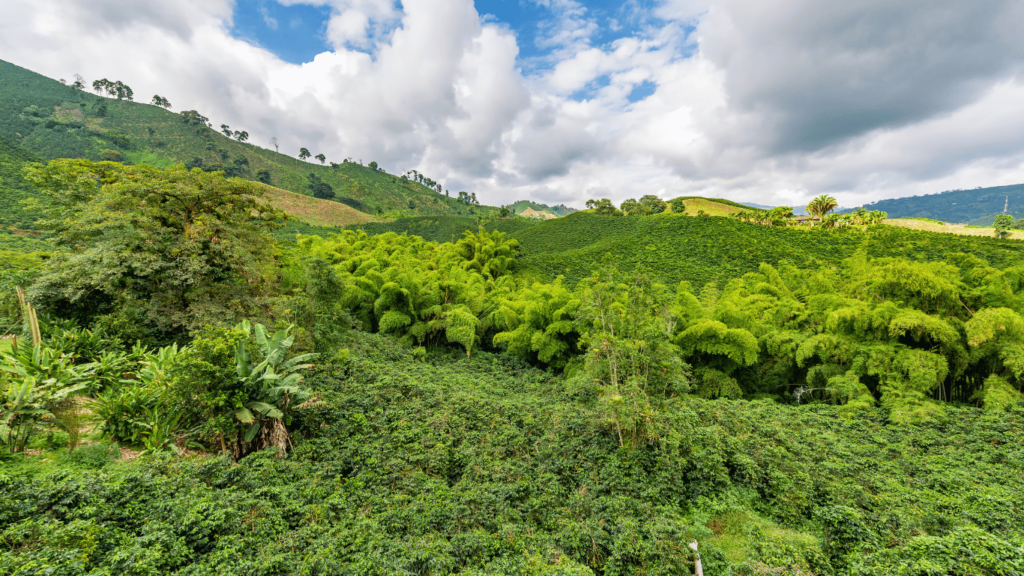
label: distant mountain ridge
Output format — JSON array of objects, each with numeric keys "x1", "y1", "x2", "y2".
[
  {"x1": 507, "y1": 200, "x2": 577, "y2": 219},
  {"x1": 852, "y1": 183, "x2": 1024, "y2": 224}
]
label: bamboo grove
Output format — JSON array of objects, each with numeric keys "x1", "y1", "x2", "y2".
[{"x1": 289, "y1": 224, "x2": 1024, "y2": 430}]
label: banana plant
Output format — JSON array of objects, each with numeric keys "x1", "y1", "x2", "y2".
[
  {"x1": 1, "y1": 373, "x2": 87, "y2": 452},
  {"x1": 232, "y1": 320, "x2": 316, "y2": 443}
]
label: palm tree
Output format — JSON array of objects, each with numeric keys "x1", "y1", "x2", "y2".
[{"x1": 806, "y1": 195, "x2": 838, "y2": 220}]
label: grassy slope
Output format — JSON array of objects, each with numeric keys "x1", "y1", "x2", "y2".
[
  {"x1": 0, "y1": 58, "x2": 495, "y2": 218},
  {"x1": 885, "y1": 217, "x2": 1024, "y2": 240},
  {"x1": 507, "y1": 212, "x2": 1024, "y2": 288},
  {"x1": 4, "y1": 335, "x2": 1024, "y2": 573},
  {"x1": 676, "y1": 198, "x2": 748, "y2": 217},
  {"x1": 258, "y1": 183, "x2": 378, "y2": 228}
]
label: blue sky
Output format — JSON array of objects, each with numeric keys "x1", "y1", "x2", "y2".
[{"x1": 232, "y1": 0, "x2": 662, "y2": 81}]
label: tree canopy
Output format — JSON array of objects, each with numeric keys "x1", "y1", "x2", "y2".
[{"x1": 23, "y1": 160, "x2": 284, "y2": 337}]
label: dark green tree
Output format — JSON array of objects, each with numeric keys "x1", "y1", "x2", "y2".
[
  {"x1": 307, "y1": 173, "x2": 334, "y2": 200},
  {"x1": 23, "y1": 160, "x2": 284, "y2": 336},
  {"x1": 298, "y1": 148, "x2": 311, "y2": 161},
  {"x1": 994, "y1": 214, "x2": 1014, "y2": 238},
  {"x1": 638, "y1": 195, "x2": 667, "y2": 214},
  {"x1": 586, "y1": 198, "x2": 622, "y2": 216},
  {"x1": 315, "y1": 153, "x2": 326, "y2": 165}
]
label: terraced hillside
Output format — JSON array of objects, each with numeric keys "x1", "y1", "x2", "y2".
[{"x1": 0, "y1": 58, "x2": 495, "y2": 218}]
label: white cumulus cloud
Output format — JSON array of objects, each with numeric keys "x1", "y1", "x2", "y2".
[{"x1": 1, "y1": 0, "x2": 1023, "y2": 209}]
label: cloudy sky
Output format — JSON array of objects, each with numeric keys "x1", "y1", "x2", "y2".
[{"x1": 2, "y1": 0, "x2": 1024, "y2": 208}]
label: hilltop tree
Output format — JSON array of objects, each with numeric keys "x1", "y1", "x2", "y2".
[
  {"x1": 23, "y1": 160, "x2": 284, "y2": 336},
  {"x1": 639, "y1": 195, "x2": 667, "y2": 214},
  {"x1": 368, "y1": 161, "x2": 378, "y2": 170},
  {"x1": 92, "y1": 78, "x2": 108, "y2": 95},
  {"x1": 586, "y1": 198, "x2": 622, "y2": 216},
  {"x1": 270, "y1": 137, "x2": 279, "y2": 152},
  {"x1": 315, "y1": 153, "x2": 326, "y2": 165},
  {"x1": 994, "y1": 214, "x2": 1014, "y2": 238},
  {"x1": 233, "y1": 130, "x2": 249, "y2": 143},
  {"x1": 71, "y1": 74, "x2": 85, "y2": 91},
  {"x1": 807, "y1": 194, "x2": 839, "y2": 220},
  {"x1": 669, "y1": 197, "x2": 686, "y2": 213},
  {"x1": 150, "y1": 95, "x2": 171, "y2": 109},
  {"x1": 221, "y1": 124, "x2": 232, "y2": 137},
  {"x1": 112, "y1": 81, "x2": 133, "y2": 101},
  {"x1": 298, "y1": 148, "x2": 311, "y2": 161},
  {"x1": 620, "y1": 198, "x2": 640, "y2": 216}
]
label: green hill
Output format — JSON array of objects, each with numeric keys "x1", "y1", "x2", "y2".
[
  {"x1": 506, "y1": 211, "x2": 1024, "y2": 288},
  {"x1": 854, "y1": 183, "x2": 1024, "y2": 223},
  {"x1": 0, "y1": 58, "x2": 496, "y2": 218},
  {"x1": 508, "y1": 199, "x2": 577, "y2": 219},
  {"x1": 342, "y1": 215, "x2": 537, "y2": 244}
]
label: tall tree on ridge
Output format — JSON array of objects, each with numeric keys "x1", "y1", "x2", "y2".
[{"x1": 807, "y1": 195, "x2": 839, "y2": 220}]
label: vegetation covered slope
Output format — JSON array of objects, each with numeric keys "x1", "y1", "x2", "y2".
[
  {"x1": 856, "y1": 183, "x2": 1024, "y2": 223},
  {"x1": 0, "y1": 58, "x2": 491, "y2": 218},
  {"x1": 258, "y1": 183, "x2": 378, "y2": 228},
  {"x1": 673, "y1": 197, "x2": 748, "y2": 217},
  {"x1": 4, "y1": 336, "x2": 1024, "y2": 575},
  {"x1": 0, "y1": 136, "x2": 42, "y2": 232},
  {"x1": 4, "y1": 162, "x2": 1024, "y2": 575},
  {"x1": 508, "y1": 211, "x2": 1024, "y2": 288},
  {"x1": 345, "y1": 215, "x2": 537, "y2": 244}
]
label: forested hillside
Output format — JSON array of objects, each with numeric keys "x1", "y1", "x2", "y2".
[
  {"x1": 0, "y1": 58, "x2": 495, "y2": 218},
  {"x1": 855, "y1": 183, "x2": 1024, "y2": 223}
]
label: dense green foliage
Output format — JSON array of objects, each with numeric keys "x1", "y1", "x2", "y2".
[
  {"x1": 23, "y1": 160, "x2": 283, "y2": 338},
  {"x1": 851, "y1": 183, "x2": 1024, "y2": 223},
  {"x1": 348, "y1": 216, "x2": 537, "y2": 244},
  {"x1": 0, "y1": 136, "x2": 45, "y2": 232},
  {"x1": 3, "y1": 336, "x2": 1024, "y2": 574}
]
